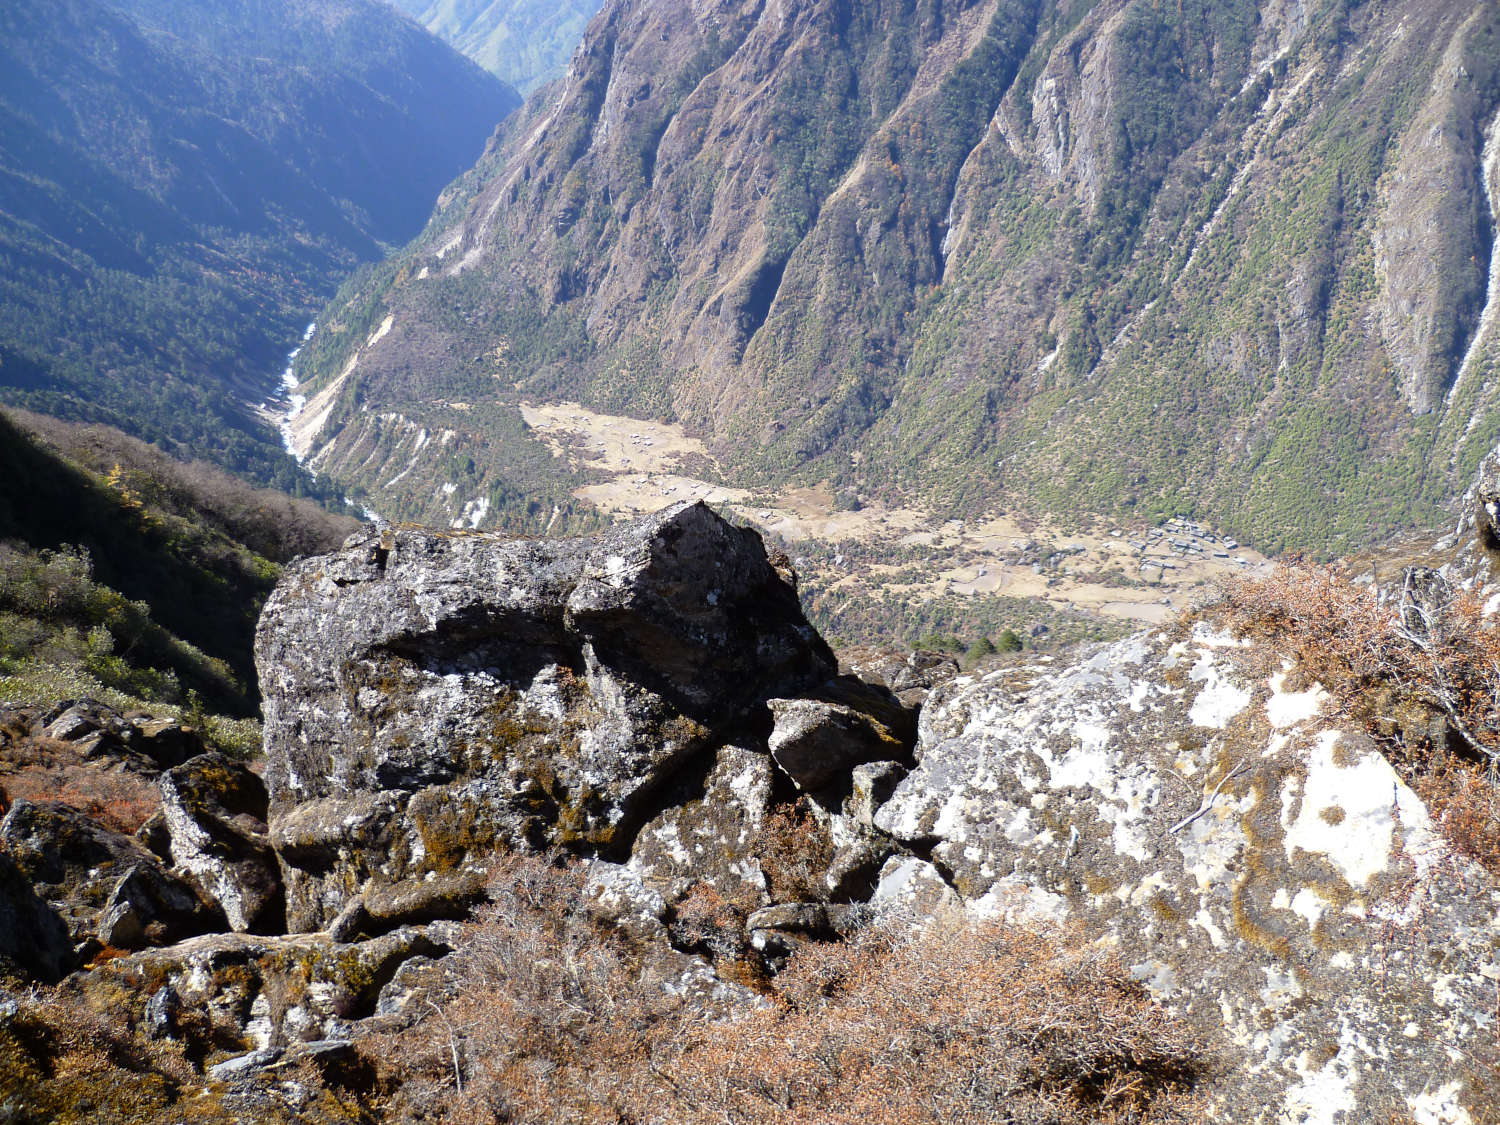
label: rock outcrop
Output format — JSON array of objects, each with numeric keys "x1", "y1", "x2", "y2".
[
  {"x1": 257, "y1": 502, "x2": 840, "y2": 932},
  {"x1": 873, "y1": 626, "x2": 1500, "y2": 1123},
  {"x1": 9, "y1": 485, "x2": 1500, "y2": 1120},
  {"x1": 0, "y1": 800, "x2": 218, "y2": 957},
  {"x1": 0, "y1": 698, "x2": 209, "y2": 776},
  {"x1": 62, "y1": 923, "x2": 457, "y2": 1051}
]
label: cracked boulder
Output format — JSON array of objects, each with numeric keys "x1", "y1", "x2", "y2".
[
  {"x1": 874, "y1": 626, "x2": 1500, "y2": 1123},
  {"x1": 257, "y1": 501, "x2": 836, "y2": 932},
  {"x1": 0, "y1": 799, "x2": 217, "y2": 957},
  {"x1": 159, "y1": 753, "x2": 283, "y2": 935}
]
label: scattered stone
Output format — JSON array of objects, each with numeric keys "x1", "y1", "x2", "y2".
[
  {"x1": 209, "y1": 1046, "x2": 282, "y2": 1081},
  {"x1": 66, "y1": 925, "x2": 455, "y2": 1048}
]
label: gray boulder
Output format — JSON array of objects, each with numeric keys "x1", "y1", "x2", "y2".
[
  {"x1": 767, "y1": 695, "x2": 906, "y2": 791},
  {"x1": 874, "y1": 626, "x2": 1500, "y2": 1123},
  {"x1": 0, "y1": 799, "x2": 215, "y2": 954},
  {"x1": 257, "y1": 502, "x2": 835, "y2": 932},
  {"x1": 64, "y1": 924, "x2": 454, "y2": 1050},
  {"x1": 626, "y1": 743, "x2": 773, "y2": 907},
  {"x1": 159, "y1": 753, "x2": 283, "y2": 934},
  {"x1": 36, "y1": 699, "x2": 206, "y2": 771}
]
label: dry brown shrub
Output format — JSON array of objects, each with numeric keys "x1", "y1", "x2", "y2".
[
  {"x1": 1220, "y1": 563, "x2": 1500, "y2": 873},
  {"x1": 1414, "y1": 759, "x2": 1500, "y2": 874},
  {"x1": 750, "y1": 797, "x2": 836, "y2": 902},
  {"x1": 370, "y1": 855, "x2": 1207, "y2": 1125},
  {"x1": 0, "y1": 736, "x2": 159, "y2": 833}
]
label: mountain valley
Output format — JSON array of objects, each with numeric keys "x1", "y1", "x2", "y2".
[
  {"x1": 7, "y1": 2, "x2": 1500, "y2": 1122},
  {"x1": 291, "y1": 0, "x2": 1500, "y2": 562},
  {"x1": 0, "y1": 0, "x2": 518, "y2": 493}
]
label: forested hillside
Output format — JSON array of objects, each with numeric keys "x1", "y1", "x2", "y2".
[
  {"x1": 0, "y1": 0, "x2": 518, "y2": 491},
  {"x1": 297, "y1": 0, "x2": 1500, "y2": 555},
  {"x1": 0, "y1": 408, "x2": 360, "y2": 720}
]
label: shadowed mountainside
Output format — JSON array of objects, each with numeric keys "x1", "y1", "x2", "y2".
[{"x1": 0, "y1": 0, "x2": 519, "y2": 490}]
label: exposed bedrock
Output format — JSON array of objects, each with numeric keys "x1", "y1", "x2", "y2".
[{"x1": 875, "y1": 626, "x2": 1500, "y2": 1123}]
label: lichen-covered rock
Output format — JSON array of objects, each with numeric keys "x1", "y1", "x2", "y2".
[
  {"x1": 159, "y1": 753, "x2": 283, "y2": 935},
  {"x1": 257, "y1": 502, "x2": 835, "y2": 932},
  {"x1": 823, "y1": 759, "x2": 905, "y2": 898},
  {"x1": 745, "y1": 900, "x2": 865, "y2": 965},
  {"x1": 839, "y1": 646, "x2": 962, "y2": 709},
  {"x1": 583, "y1": 861, "x2": 766, "y2": 1013},
  {"x1": 64, "y1": 924, "x2": 454, "y2": 1050},
  {"x1": 626, "y1": 744, "x2": 773, "y2": 906},
  {"x1": 0, "y1": 799, "x2": 216, "y2": 955},
  {"x1": 874, "y1": 626, "x2": 1500, "y2": 1123}
]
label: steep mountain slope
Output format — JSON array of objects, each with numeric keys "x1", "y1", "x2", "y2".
[
  {"x1": 298, "y1": 0, "x2": 1500, "y2": 554},
  {"x1": 0, "y1": 0, "x2": 518, "y2": 488},
  {"x1": 0, "y1": 409, "x2": 360, "y2": 716},
  {"x1": 389, "y1": 0, "x2": 603, "y2": 94}
]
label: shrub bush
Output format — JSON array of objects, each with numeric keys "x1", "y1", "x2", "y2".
[{"x1": 370, "y1": 854, "x2": 1208, "y2": 1124}]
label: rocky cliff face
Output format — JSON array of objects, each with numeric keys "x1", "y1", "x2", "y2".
[
  {"x1": 251, "y1": 494, "x2": 1500, "y2": 1120},
  {"x1": 296, "y1": 0, "x2": 1500, "y2": 554}
]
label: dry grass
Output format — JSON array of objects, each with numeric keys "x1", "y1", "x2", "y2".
[
  {"x1": 1219, "y1": 563, "x2": 1500, "y2": 874},
  {"x1": 750, "y1": 798, "x2": 836, "y2": 902},
  {"x1": 0, "y1": 735, "x2": 159, "y2": 833},
  {"x1": 369, "y1": 855, "x2": 1208, "y2": 1125}
]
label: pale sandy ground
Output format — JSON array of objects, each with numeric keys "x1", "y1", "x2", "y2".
[{"x1": 521, "y1": 402, "x2": 1272, "y2": 625}]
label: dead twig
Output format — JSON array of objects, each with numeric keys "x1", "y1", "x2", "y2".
[{"x1": 1169, "y1": 761, "x2": 1249, "y2": 834}]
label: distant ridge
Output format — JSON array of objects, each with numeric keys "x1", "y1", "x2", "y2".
[
  {"x1": 389, "y1": 0, "x2": 603, "y2": 94},
  {"x1": 297, "y1": 0, "x2": 1500, "y2": 556}
]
